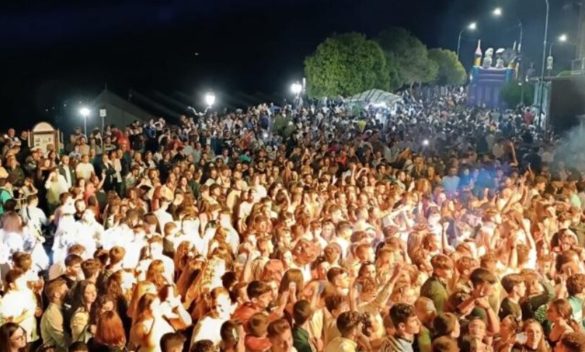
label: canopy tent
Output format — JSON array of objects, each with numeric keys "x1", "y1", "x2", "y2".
[{"x1": 345, "y1": 89, "x2": 402, "y2": 108}]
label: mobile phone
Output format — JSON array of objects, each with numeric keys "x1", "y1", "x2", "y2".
[{"x1": 515, "y1": 332, "x2": 527, "y2": 344}]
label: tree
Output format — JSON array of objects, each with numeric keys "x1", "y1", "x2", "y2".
[
  {"x1": 501, "y1": 81, "x2": 534, "y2": 108},
  {"x1": 376, "y1": 27, "x2": 437, "y2": 88},
  {"x1": 304, "y1": 33, "x2": 390, "y2": 98},
  {"x1": 428, "y1": 48, "x2": 467, "y2": 86}
]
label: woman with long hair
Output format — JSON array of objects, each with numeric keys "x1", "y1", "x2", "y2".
[
  {"x1": 69, "y1": 280, "x2": 98, "y2": 342},
  {"x1": 513, "y1": 319, "x2": 551, "y2": 352},
  {"x1": 129, "y1": 293, "x2": 175, "y2": 352},
  {"x1": 546, "y1": 298, "x2": 578, "y2": 347},
  {"x1": 0, "y1": 322, "x2": 27, "y2": 352},
  {"x1": 88, "y1": 310, "x2": 127, "y2": 352}
]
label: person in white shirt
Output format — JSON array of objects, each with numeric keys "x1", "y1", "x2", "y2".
[
  {"x1": 45, "y1": 170, "x2": 69, "y2": 211},
  {"x1": 20, "y1": 195, "x2": 48, "y2": 243},
  {"x1": 154, "y1": 198, "x2": 173, "y2": 233},
  {"x1": 190, "y1": 287, "x2": 234, "y2": 348},
  {"x1": 0, "y1": 268, "x2": 40, "y2": 344},
  {"x1": 75, "y1": 154, "x2": 95, "y2": 181}
]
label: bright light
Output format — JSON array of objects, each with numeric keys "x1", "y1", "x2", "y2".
[
  {"x1": 559, "y1": 34, "x2": 568, "y2": 43},
  {"x1": 422, "y1": 139, "x2": 430, "y2": 147},
  {"x1": 468, "y1": 22, "x2": 477, "y2": 31},
  {"x1": 492, "y1": 7, "x2": 502, "y2": 17},
  {"x1": 79, "y1": 107, "x2": 90, "y2": 118},
  {"x1": 290, "y1": 82, "x2": 302, "y2": 95},
  {"x1": 204, "y1": 92, "x2": 216, "y2": 107}
]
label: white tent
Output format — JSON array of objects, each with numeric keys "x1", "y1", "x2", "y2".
[{"x1": 345, "y1": 89, "x2": 402, "y2": 107}]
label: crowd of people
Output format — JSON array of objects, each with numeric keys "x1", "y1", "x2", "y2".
[{"x1": 1, "y1": 89, "x2": 585, "y2": 352}]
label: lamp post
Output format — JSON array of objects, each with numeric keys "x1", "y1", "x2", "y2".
[
  {"x1": 79, "y1": 107, "x2": 90, "y2": 137},
  {"x1": 457, "y1": 22, "x2": 477, "y2": 59},
  {"x1": 537, "y1": 0, "x2": 550, "y2": 129}
]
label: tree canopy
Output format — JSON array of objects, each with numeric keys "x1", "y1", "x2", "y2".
[
  {"x1": 304, "y1": 32, "x2": 390, "y2": 98},
  {"x1": 376, "y1": 27, "x2": 437, "y2": 88},
  {"x1": 428, "y1": 48, "x2": 467, "y2": 86}
]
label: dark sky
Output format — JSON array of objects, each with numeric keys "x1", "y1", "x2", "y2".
[{"x1": 0, "y1": 0, "x2": 573, "y2": 128}]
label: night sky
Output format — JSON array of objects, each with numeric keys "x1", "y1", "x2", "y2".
[{"x1": 0, "y1": 0, "x2": 573, "y2": 129}]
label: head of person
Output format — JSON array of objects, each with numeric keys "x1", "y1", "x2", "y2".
[
  {"x1": 247, "y1": 281, "x2": 273, "y2": 310},
  {"x1": 522, "y1": 319, "x2": 547, "y2": 351},
  {"x1": 209, "y1": 287, "x2": 232, "y2": 319},
  {"x1": 0, "y1": 322, "x2": 27, "y2": 352},
  {"x1": 160, "y1": 332, "x2": 186, "y2": 352},
  {"x1": 501, "y1": 273, "x2": 527, "y2": 298},
  {"x1": 267, "y1": 319, "x2": 293, "y2": 352},
  {"x1": 390, "y1": 303, "x2": 421, "y2": 339},
  {"x1": 414, "y1": 297, "x2": 437, "y2": 327},
  {"x1": 335, "y1": 311, "x2": 363, "y2": 339},
  {"x1": 547, "y1": 298, "x2": 573, "y2": 323},
  {"x1": 45, "y1": 278, "x2": 69, "y2": 304},
  {"x1": 470, "y1": 268, "x2": 497, "y2": 297},
  {"x1": 189, "y1": 340, "x2": 215, "y2": 352},
  {"x1": 220, "y1": 320, "x2": 241, "y2": 350},
  {"x1": 292, "y1": 300, "x2": 312, "y2": 328},
  {"x1": 430, "y1": 254, "x2": 454, "y2": 280},
  {"x1": 326, "y1": 267, "x2": 350, "y2": 292},
  {"x1": 64, "y1": 254, "x2": 84, "y2": 280},
  {"x1": 4, "y1": 268, "x2": 27, "y2": 292},
  {"x1": 433, "y1": 313, "x2": 460, "y2": 339},
  {"x1": 94, "y1": 310, "x2": 126, "y2": 347},
  {"x1": 431, "y1": 336, "x2": 460, "y2": 352},
  {"x1": 68, "y1": 342, "x2": 89, "y2": 352},
  {"x1": 555, "y1": 332, "x2": 585, "y2": 352}
]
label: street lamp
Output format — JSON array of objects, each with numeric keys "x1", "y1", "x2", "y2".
[
  {"x1": 457, "y1": 22, "x2": 477, "y2": 59},
  {"x1": 492, "y1": 7, "x2": 523, "y2": 54},
  {"x1": 290, "y1": 82, "x2": 302, "y2": 95},
  {"x1": 79, "y1": 107, "x2": 90, "y2": 136},
  {"x1": 537, "y1": 0, "x2": 550, "y2": 129},
  {"x1": 548, "y1": 34, "x2": 572, "y2": 75},
  {"x1": 204, "y1": 92, "x2": 216, "y2": 108}
]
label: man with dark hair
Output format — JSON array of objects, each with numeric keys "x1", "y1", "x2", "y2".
[
  {"x1": 420, "y1": 254, "x2": 453, "y2": 314},
  {"x1": 499, "y1": 274, "x2": 526, "y2": 322},
  {"x1": 268, "y1": 318, "x2": 294, "y2": 352},
  {"x1": 232, "y1": 280, "x2": 284, "y2": 326},
  {"x1": 59, "y1": 254, "x2": 83, "y2": 289},
  {"x1": 457, "y1": 268, "x2": 500, "y2": 335},
  {"x1": 381, "y1": 303, "x2": 421, "y2": 352},
  {"x1": 161, "y1": 332, "x2": 187, "y2": 352},
  {"x1": 190, "y1": 340, "x2": 215, "y2": 352},
  {"x1": 292, "y1": 300, "x2": 314, "y2": 352},
  {"x1": 324, "y1": 311, "x2": 361, "y2": 352}
]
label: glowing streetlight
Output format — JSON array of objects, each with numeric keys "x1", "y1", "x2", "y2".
[
  {"x1": 290, "y1": 82, "x2": 302, "y2": 95},
  {"x1": 559, "y1": 33, "x2": 568, "y2": 43},
  {"x1": 457, "y1": 22, "x2": 477, "y2": 59},
  {"x1": 204, "y1": 92, "x2": 216, "y2": 108},
  {"x1": 79, "y1": 107, "x2": 90, "y2": 136},
  {"x1": 492, "y1": 7, "x2": 503, "y2": 17}
]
